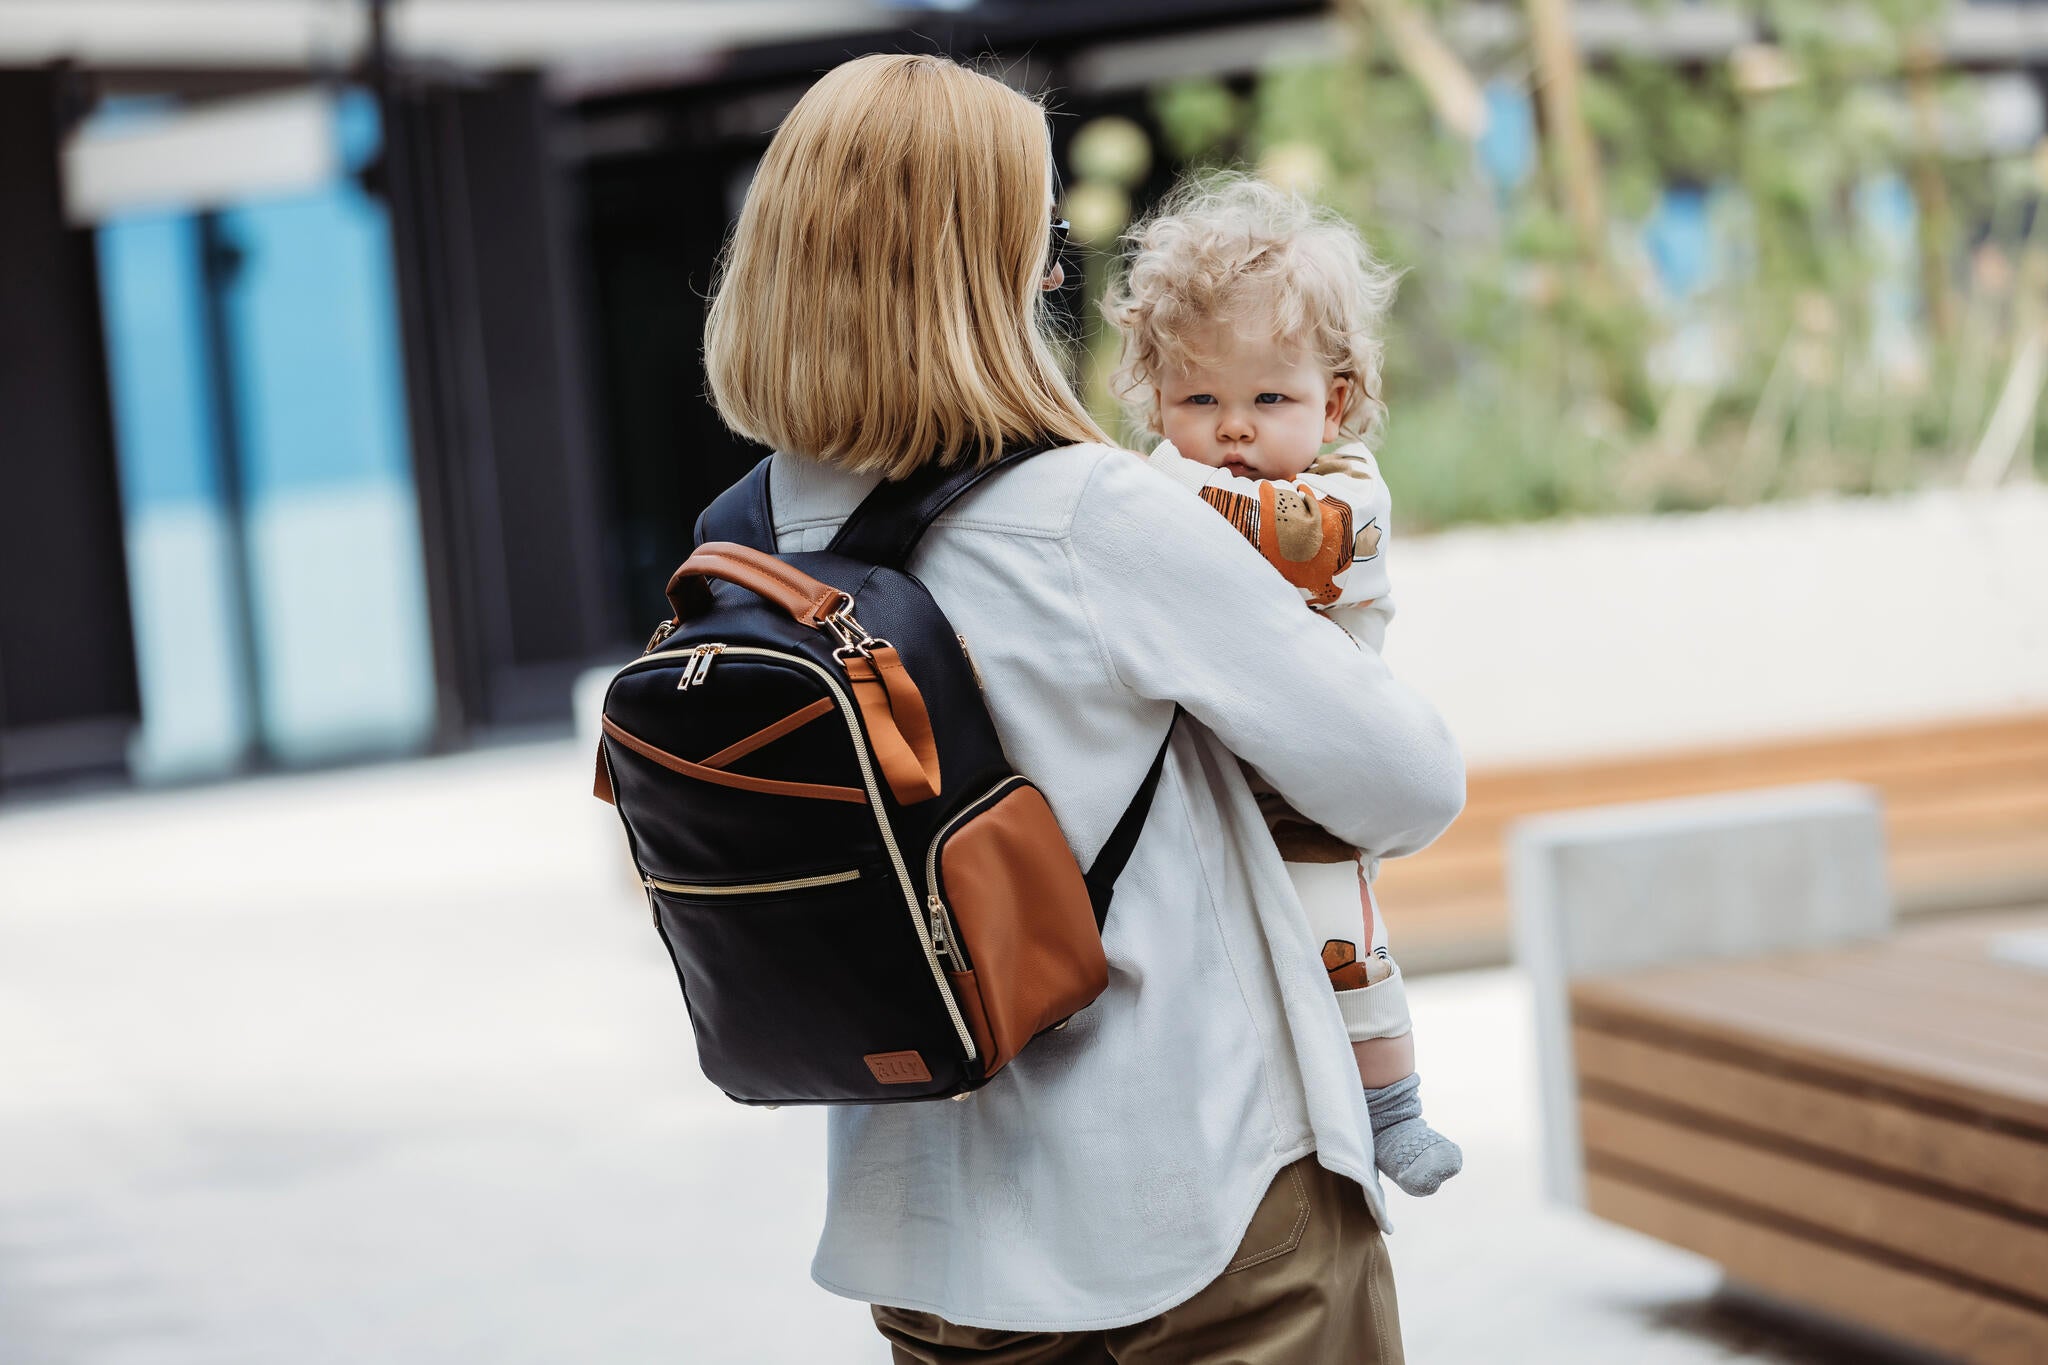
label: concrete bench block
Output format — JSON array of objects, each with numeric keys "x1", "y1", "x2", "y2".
[{"x1": 1508, "y1": 781, "x2": 1891, "y2": 1206}]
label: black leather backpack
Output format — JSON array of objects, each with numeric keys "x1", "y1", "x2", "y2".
[{"x1": 595, "y1": 444, "x2": 1174, "y2": 1106}]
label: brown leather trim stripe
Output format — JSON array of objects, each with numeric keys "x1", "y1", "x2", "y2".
[
  {"x1": 601, "y1": 715, "x2": 867, "y2": 805},
  {"x1": 698, "y1": 697, "x2": 836, "y2": 771}
]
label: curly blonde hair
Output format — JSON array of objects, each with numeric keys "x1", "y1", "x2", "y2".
[{"x1": 1102, "y1": 174, "x2": 1399, "y2": 442}]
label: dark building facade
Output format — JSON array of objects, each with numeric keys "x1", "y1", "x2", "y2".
[{"x1": 0, "y1": 1, "x2": 1323, "y2": 795}]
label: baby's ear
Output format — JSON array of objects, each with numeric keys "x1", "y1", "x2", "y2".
[{"x1": 1322, "y1": 377, "x2": 1351, "y2": 444}]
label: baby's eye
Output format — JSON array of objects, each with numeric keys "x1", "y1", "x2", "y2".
[
  {"x1": 1256, "y1": 393, "x2": 1288, "y2": 405},
  {"x1": 1185, "y1": 394, "x2": 1217, "y2": 406}
]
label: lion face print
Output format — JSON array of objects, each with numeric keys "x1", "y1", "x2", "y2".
[{"x1": 1200, "y1": 481, "x2": 1360, "y2": 608}]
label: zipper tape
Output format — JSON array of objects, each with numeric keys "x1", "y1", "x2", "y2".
[
  {"x1": 644, "y1": 869, "x2": 861, "y2": 896},
  {"x1": 923, "y1": 776, "x2": 1027, "y2": 973}
]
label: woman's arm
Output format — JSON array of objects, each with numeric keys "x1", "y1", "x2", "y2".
[{"x1": 1068, "y1": 452, "x2": 1464, "y2": 861}]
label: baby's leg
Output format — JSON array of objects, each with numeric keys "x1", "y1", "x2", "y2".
[
  {"x1": 1304, "y1": 866, "x2": 1415, "y2": 1083},
  {"x1": 1351, "y1": 1022, "x2": 1416, "y2": 1088},
  {"x1": 1326, "y1": 873, "x2": 1415, "y2": 1084},
  {"x1": 1295, "y1": 861, "x2": 1462, "y2": 1196}
]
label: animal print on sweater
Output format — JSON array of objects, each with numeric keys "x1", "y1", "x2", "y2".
[{"x1": 1198, "y1": 481, "x2": 1361, "y2": 608}]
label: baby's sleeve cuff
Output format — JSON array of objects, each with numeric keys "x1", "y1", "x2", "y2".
[
  {"x1": 1144, "y1": 440, "x2": 1220, "y2": 496},
  {"x1": 1335, "y1": 959, "x2": 1413, "y2": 1042}
]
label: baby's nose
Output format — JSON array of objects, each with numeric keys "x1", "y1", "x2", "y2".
[{"x1": 1218, "y1": 409, "x2": 1254, "y2": 441}]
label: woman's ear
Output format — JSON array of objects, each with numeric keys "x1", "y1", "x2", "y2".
[
  {"x1": 1041, "y1": 261, "x2": 1065, "y2": 292},
  {"x1": 1322, "y1": 377, "x2": 1351, "y2": 444}
]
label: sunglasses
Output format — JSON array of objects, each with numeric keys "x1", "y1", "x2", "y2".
[{"x1": 1046, "y1": 215, "x2": 1071, "y2": 278}]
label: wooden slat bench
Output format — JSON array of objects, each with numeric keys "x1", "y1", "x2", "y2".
[
  {"x1": 1569, "y1": 910, "x2": 2048, "y2": 1364},
  {"x1": 1379, "y1": 711, "x2": 2048, "y2": 972}
]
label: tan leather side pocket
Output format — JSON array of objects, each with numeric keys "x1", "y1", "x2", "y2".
[{"x1": 937, "y1": 785, "x2": 1107, "y2": 1077}]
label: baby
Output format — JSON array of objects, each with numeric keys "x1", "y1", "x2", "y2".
[{"x1": 1104, "y1": 176, "x2": 1461, "y2": 1196}]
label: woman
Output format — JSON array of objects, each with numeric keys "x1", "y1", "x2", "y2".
[{"x1": 703, "y1": 53, "x2": 1463, "y2": 1364}]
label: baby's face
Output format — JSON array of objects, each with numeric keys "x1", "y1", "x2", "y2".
[{"x1": 1157, "y1": 328, "x2": 1349, "y2": 481}]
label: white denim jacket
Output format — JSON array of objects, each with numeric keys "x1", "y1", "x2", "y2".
[{"x1": 768, "y1": 443, "x2": 1465, "y2": 1333}]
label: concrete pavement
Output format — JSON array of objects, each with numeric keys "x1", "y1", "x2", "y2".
[{"x1": 1, "y1": 741, "x2": 1926, "y2": 1363}]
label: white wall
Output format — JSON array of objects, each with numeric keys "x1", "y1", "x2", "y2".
[{"x1": 1385, "y1": 485, "x2": 2048, "y2": 768}]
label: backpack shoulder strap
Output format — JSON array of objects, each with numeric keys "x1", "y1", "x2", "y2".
[
  {"x1": 694, "y1": 456, "x2": 777, "y2": 551},
  {"x1": 827, "y1": 439, "x2": 1058, "y2": 568},
  {"x1": 827, "y1": 436, "x2": 1166, "y2": 926},
  {"x1": 1084, "y1": 708, "x2": 1179, "y2": 929}
]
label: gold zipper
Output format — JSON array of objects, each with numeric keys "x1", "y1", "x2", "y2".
[
  {"x1": 922, "y1": 777, "x2": 1025, "y2": 970},
  {"x1": 644, "y1": 869, "x2": 860, "y2": 896},
  {"x1": 615, "y1": 644, "x2": 978, "y2": 1064},
  {"x1": 676, "y1": 644, "x2": 725, "y2": 690}
]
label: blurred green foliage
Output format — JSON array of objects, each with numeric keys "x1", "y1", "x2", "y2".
[{"x1": 1079, "y1": 0, "x2": 2047, "y2": 530}]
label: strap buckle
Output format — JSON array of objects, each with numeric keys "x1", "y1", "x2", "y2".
[{"x1": 824, "y1": 604, "x2": 890, "y2": 660}]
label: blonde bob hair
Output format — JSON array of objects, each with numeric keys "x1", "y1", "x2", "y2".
[
  {"x1": 704, "y1": 54, "x2": 1104, "y2": 480},
  {"x1": 1103, "y1": 174, "x2": 1399, "y2": 442}
]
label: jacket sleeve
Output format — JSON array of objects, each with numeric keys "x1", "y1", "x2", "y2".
[
  {"x1": 1144, "y1": 441, "x2": 1392, "y2": 615},
  {"x1": 1069, "y1": 450, "x2": 1464, "y2": 861}
]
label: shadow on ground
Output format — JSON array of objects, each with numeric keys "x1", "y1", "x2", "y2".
[{"x1": 1642, "y1": 1288, "x2": 1959, "y2": 1365}]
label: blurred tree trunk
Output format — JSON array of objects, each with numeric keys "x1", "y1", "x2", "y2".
[
  {"x1": 1525, "y1": 0, "x2": 1606, "y2": 268},
  {"x1": 1347, "y1": 0, "x2": 1489, "y2": 142},
  {"x1": 1904, "y1": 39, "x2": 1956, "y2": 342}
]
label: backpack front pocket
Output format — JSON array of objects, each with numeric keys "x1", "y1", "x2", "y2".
[
  {"x1": 925, "y1": 780, "x2": 1108, "y2": 1078},
  {"x1": 604, "y1": 651, "x2": 878, "y2": 875},
  {"x1": 646, "y1": 865, "x2": 972, "y2": 1105}
]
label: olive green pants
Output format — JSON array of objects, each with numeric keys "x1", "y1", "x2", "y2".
[{"x1": 871, "y1": 1154, "x2": 1404, "y2": 1364}]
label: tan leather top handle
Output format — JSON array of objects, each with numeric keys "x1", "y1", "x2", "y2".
[{"x1": 665, "y1": 542, "x2": 850, "y2": 628}]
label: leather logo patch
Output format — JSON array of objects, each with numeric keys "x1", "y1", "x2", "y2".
[{"x1": 865, "y1": 1051, "x2": 932, "y2": 1085}]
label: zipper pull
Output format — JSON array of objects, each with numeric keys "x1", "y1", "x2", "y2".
[
  {"x1": 676, "y1": 644, "x2": 724, "y2": 690},
  {"x1": 927, "y1": 894, "x2": 950, "y2": 961},
  {"x1": 676, "y1": 645, "x2": 707, "y2": 690}
]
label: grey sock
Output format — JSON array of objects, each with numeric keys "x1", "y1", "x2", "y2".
[{"x1": 1364, "y1": 1072, "x2": 1463, "y2": 1197}]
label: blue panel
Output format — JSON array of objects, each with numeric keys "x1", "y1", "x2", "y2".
[
  {"x1": 212, "y1": 104, "x2": 434, "y2": 761},
  {"x1": 99, "y1": 210, "x2": 254, "y2": 779},
  {"x1": 1644, "y1": 185, "x2": 1714, "y2": 300},
  {"x1": 1858, "y1": 173, "x2": 1921, "y2": 374},
  {"x1": 1857, "y1": 174, "x2": 1917, "y2": 264},
  {"x1": 97, "y1": 89, "x2": 432, "y2": 772},
  {"x1": 121, "y1": 503, "x2": 254, "y2": 782},
  {"x1": 335, "y1": 88, "x2": 382, "y2": 174},
  {"x1": 1477, "y1": 82, "x2": 1537, "y2": 194},
  {"x1": 95, "y1": 214, "x2": 221, "y2": 509},
  {"x1": 221, "y1": 180, "x2": 413, "y2": 502}
]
